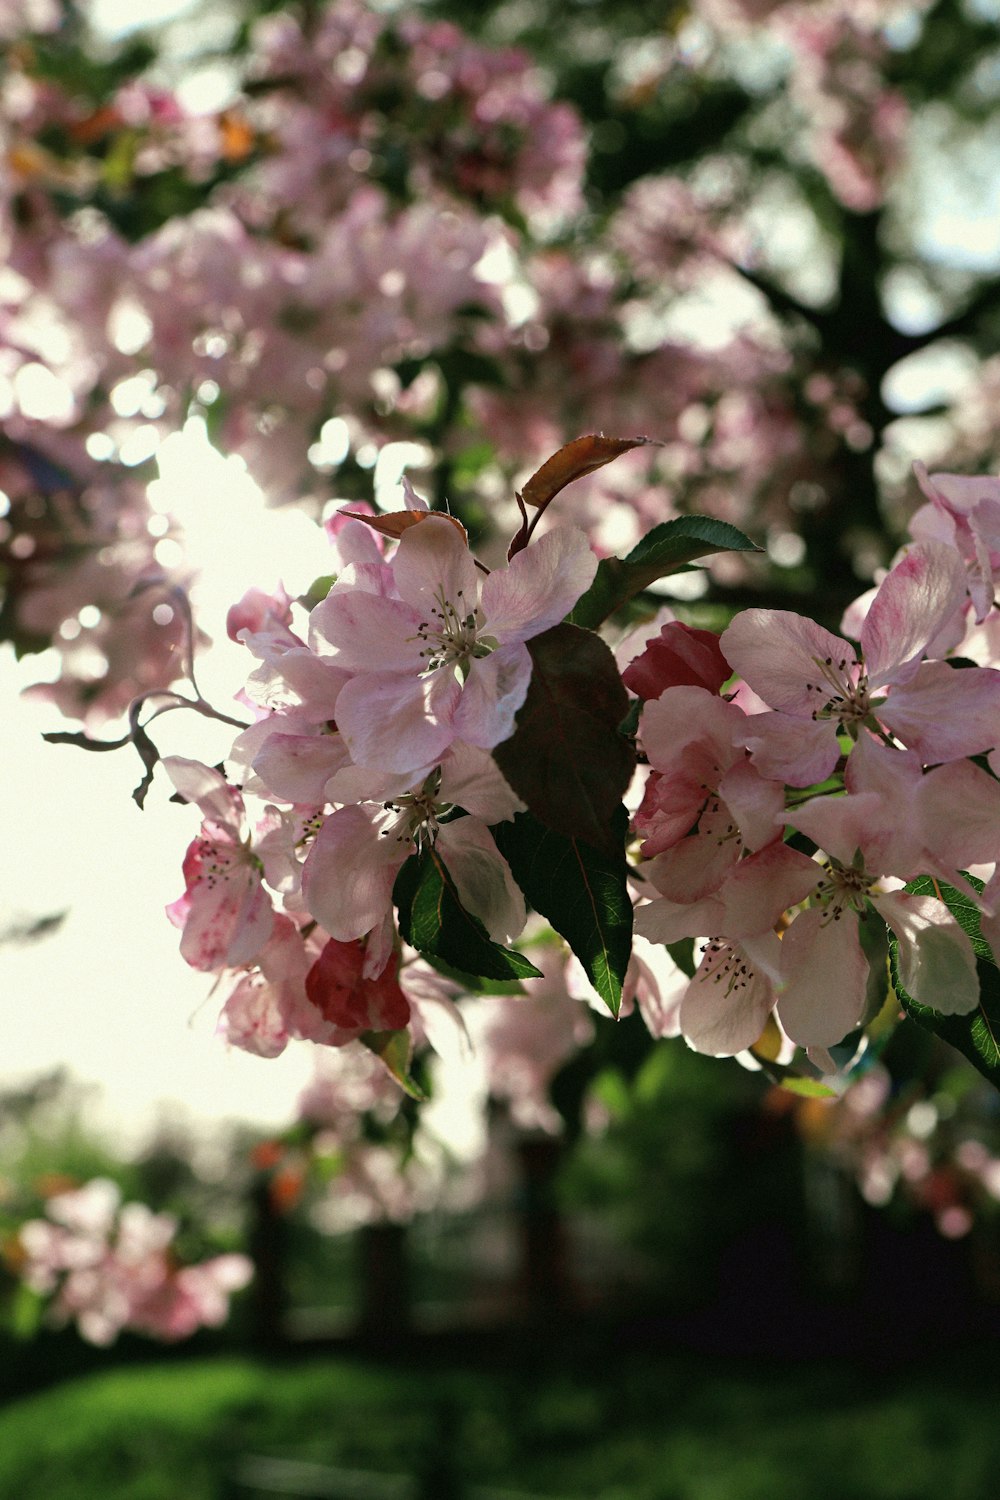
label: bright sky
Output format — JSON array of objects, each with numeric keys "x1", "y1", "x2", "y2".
[{"x1": 1, "y1": 428, "x2": 333, "y2": 1147}]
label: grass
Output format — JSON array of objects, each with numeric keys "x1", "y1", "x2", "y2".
[{"x1": 1, "y1": 1344, "x2": 999, "y2": 1499}]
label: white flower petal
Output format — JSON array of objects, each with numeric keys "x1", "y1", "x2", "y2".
[
  {"x1": 482, "y1": 527, "x2": 597, "y2": 642},
  {"x1": 437, "y1": 819, "x2": 526, "y2": 945}
]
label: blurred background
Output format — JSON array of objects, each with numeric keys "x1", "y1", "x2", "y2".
[{"x1": 5, "y1": 0, "x2": 1000, "y2": 1494}]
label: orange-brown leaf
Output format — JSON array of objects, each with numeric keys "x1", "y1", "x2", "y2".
[
  {"x1": 520, "y1": 434, "x2": 655, "y2": 510},
  {"x1": 339, "y1": 509, "x2": 467, "y2": 541}
]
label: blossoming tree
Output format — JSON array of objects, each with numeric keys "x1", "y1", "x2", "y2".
[{"x1": 6, "y1": 0, "x2": 1000, "y2": 1308}]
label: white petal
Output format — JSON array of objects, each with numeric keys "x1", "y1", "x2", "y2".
[
  {"x1": 860, "y1": 541, "x2": 969, "y2": 687},
  {"x1": 438, "y1": 741, "x2": 526, "y2": 822},
  {"x1": 875, "y1": 890, "x2": 980, "y2": 1015},
  {"x1": 437, "y1": 819, "x2": 526, "y2": 945},
  {"x1": 392, "y1": 514, "x2": 479, "y2": 616},
  {"x1": 301, "y1": 805, "x2": 404, "y2": 941},
  {"x1": 162, "y1": 756, "x2": 242, "y2": 830},
  {"x1": 680, "y1": 937, "x2": 778, "y2": 1056},
  {"x1": 218, "y1": 976, "x2": 290, "y2": 1058},
  {"x1": 721, "y1": 610, "x2": 855, "y2": 714},
  {"x1": 633, "y1": 893, "x2": 724, "y2": 944},
  {"x1": 334, "y1": 669, "x2": 461, "y2": 775},
  {"x1": 452, "y1": 641, "x2": 532, "y2": 749},
  {"x1": 777, "y1": 907, "x2": 869, "y2": 1047},
  {"x1": 252, "y1": 732, "x2": 350, "y2": 804},
  {"x1": 741, "y1": 712, "x2": 841, "y2": 788},
  {"x1": 310, "y1": 589, "x2": 425, "y2": 672},
  {"x1": 876, "y1": 661, "x2": 1000, "y2": 761},
  {"x1": 482, "y1": 526, "x2": 597, "y2": 642}
]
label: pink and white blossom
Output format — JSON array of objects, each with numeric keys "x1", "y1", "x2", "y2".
[
  {"x1": 163, "y1": 757, "x2": 274, "y2": 971},
  {"x1": 18, "y1": 1179, "x2": 252, "y2": 1346},
  {"x1": 721, "y1": 542, "x2": 1000, "y2": 786},
  {"x1": 310, "y1": 512, "x2": 597, "y2": 776}
]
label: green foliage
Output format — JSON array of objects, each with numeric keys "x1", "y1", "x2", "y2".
[
  {"x1": 360, "y1": 1030, "x2": 426, "y2": 1102},
  {"x1": 492, "y1": 623, "x2": 635, "y2": 858},
  {"x1": 393, "y1": 844, "x2": 542, "y2": 982},
  {"x1": 9, "y1": 1285, "x2": 45, "y2": 1342},
  {"x1": 567, "y1": 517, "x2": 762, "y2": 630},
  {"x1": 492, "y1": 808, "x2": 632, "y2": 1016},
  {"x1": 559, "y1": 1041, "x2": 786, "y2": 1293},
  {"x1": 891, "y1": 875, "x2": 1000, "y2": 1087},
  {"x1": 7, "y1": 1335, "x2": 1000, "y2": 1499}
]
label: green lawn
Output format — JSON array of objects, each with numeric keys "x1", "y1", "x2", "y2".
[{"x1": 0, "y1": 1347, "x2": 997, "y2": 1500}]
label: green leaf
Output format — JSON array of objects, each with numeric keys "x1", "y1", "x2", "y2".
[
  {"x1": 10, "y1": 1283, "x2": 44, "y2": 1341},
  {"x1": 360, "y1": 1030, "x2": 426, "y2": 1101},
  {"x1": 890, "y1": 874, "x2": 1000, "y2": 1087},
  {"x1": 415, "y1": 952, "x2": 528, "y2": 994},
  {"x1": 492, "y1": 623, "x2": 635, "y2": 858},
  {"x1": 394, "y1": 846, "x2": 543, "y2": 983},
  {"x1": 777, "y1": 1076, "x2": 838, "y2": 1099},
  {"x1": 492, "y1": 808, "x2": 632, "y2": 1017},
  {"x1": 567, "y1": 516, "x2": 762, "y2": 629},
  {"x1": 298, "y1": 574, "x2": 336, "y2": 610}
]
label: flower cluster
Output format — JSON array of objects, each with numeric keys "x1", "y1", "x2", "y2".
[
  {"x1": 796, "y1": 1063, "x2": 1000, "y2": 1243},
  {"x1": 634, "y1": 533, "x2": 1000, "y2": 1057},
  {"x1": 162, "y1": 487, "x2": 605, "y2": 1076},
  {"x1": 143, "y1": 440, "x2": 1000, "y2": 1113},
  {"x1": 17, "y1": 1178, "x2": 252, "y2": 1346}
]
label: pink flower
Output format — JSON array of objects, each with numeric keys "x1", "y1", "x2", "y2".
[
  {"x1": 912, "y1": 462, "x2": 1000, "y2": 622},
  {"x1": 789, "y1": 735, "x2": 1000, "y2": 901},
  {"x1": 622, "y1": 621, "x2": 731, "y2": 701},
  {"x1": 310, "y1": 513, "x2": 597, "y2": 777},
  {"x1": 677, "y1": 933, "x2": 787, "y2": 1057},
  {"x1": 634, "y1": 687, "x2": 785, "y2": 893},
  {"x1": 18, "y1": 1179, "x2": 252, "y2": 1346},
  {"x1": 304, "y1": 938, "x2": 411, "y2": 1041},
  {"x1": 163, "y1": 757, "x2": 274, "y2": 971},
  {"x1": 226, "y1": 583, "x2": 293, "y2": 642},
  {"x1": 777, "y1": 765, "x2": 983, "y2": 1044},
  {"x1": 635, "y1": 843, "x2": 820, "y2": 1055},
  {"x1": 301, "y1": 751, "x2": 525, "y2": 951},
  {"x1": 721, "y1": 542, "x2": 1000, "y2": 786},
  {"x1": 130, "y1": 1254, "x2": 253, "y2": 1341},
  {"x1": 216, "y1": 915, "x2": 314, "y2": 1058}
]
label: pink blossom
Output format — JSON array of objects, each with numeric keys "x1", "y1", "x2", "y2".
[
  {"x1": 635, "y1": 842, "x2": 820, "y2": 1055},
  {"x1": 311, "y1": 513, "x2": 597, "y2": 776},
  {"x1": 304, "y1": 938, "x2": 411, "y2": 1041},
  {"x1": 634, "y1": 687, "x2": 785, "y2": 888},
  {"x1": 18, "y1": 1179, "x2": 252, "y2": 1346},
  {"x1": 226, "y1": 583, "x2": 294, "y2": 642},
  {"x1": 622, "y1": 621, "x2": 732, "y2": 701},
  {"x1": 301, "y1": 749, "x2": 525, "y2": 950},
  {"x1": 793, "y1": 735, "x2": 1000, "y2": 899},
  {"x1": 677, "y1": 933, "x2": 787, "y2": 1057},
  {"x1": 216, "y1": 915, "x2": 314, "y2": 1058},
  {"x1": 775, "y1": 842, "x2": 980, "y2": 1045},
  {"x1": 721, "y1": 542, "x2": 1000, "y2": 786},
  {"x1": 163, "y1": 757, "x2": 274, "y2": 971},
  {"x1": 912, "y1": 462, "x2": 1000, "y2": 622},
  {"x1": 131, "y1": 1255, "x2": 254, "y2": 1341}
]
